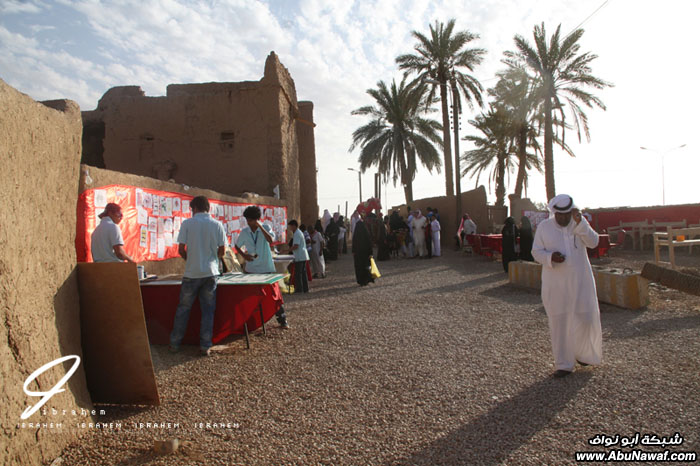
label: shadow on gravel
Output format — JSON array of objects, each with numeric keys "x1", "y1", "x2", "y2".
[
  {"x1": 395, "y1": 372, "x2": 592, "y2": 466},
  {"x1": 480, "y1": 283, "x2": 540, "y2": 301},
  {"x1": 606, "y1": 313, "x2": 700, "y2": 340},
  {"x1": 114, "y1": 449, "x2": 160, "y2": 466},
  {"x1": 415, "y1": 272, "x2": 505, "y2": 294}
]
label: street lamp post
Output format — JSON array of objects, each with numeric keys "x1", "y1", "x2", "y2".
[
  {"x1": 347, "y1": 168, "x2": 362, "y2": 203},
  {"x1": 640, "y1": 144, "x2": 687, "y2": 205}
]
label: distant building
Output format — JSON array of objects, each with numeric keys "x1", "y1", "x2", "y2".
[{"x1": 81, "y1": 51, "x2": 318, "y2": 223}]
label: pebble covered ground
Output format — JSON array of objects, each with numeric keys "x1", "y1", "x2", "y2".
[{"x1": 56, "y1": 247, "x2": 700, "y2": 465}]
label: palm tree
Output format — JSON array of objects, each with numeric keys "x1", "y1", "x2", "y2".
[
  {"x1": 396, "y1": 19, "x2": 486, "y2": 198},
  {"x1": 489, "y1": 67, "x2": 544, "y2": 198},
  {"x1": 503, "y1": 23, "x2": 612, "y2": 200},
  {"x1": 461, "y1": 108, "x2": 516, "y2": 207},
  {"x1": 349, "y1": 78, "x2": 442, "y2": 204}
]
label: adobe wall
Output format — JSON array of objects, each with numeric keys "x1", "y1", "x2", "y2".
[
  {"x1": 297, "y1": 101, "x2": 319, "y2": 225},
  {"x1": 392, "y1": 186, "x2": 489, "y2": 244},
  {"x1": 0, "y1": 80, "x2": 92, "y2": 466},
  {"x1": 588, "y1": 203, "x2": 700, "y2": 233},
  {"x1": 262, "y1": 53, "x2": 301, "y2": 223},
  {"x1": 83, "y1": 52, "x2": 303, "y2": 223},
  {"x1": 79, "y1": 165, "x2": 287, "y2": 277},
  {"x1": 509, "y1": 197, "x2": 538, "y2": 220}
]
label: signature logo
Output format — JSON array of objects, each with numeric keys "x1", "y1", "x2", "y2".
[{"x1": 21, "y1": 355, "x2": 81, "y2": 420}]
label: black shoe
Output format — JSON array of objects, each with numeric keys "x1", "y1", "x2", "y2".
[
  {"x1": 577, "y1": 360, "x2": 589, "y2": 367},
  {"x1": 553, "y1": 369, "x2": 572, "y2": 378},
  {"x1": 279, "y1": 321, "x2": 290, "y2": 329}
]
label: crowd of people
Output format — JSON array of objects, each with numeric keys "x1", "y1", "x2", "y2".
[{"x1": 92, "y1": 194, "x2": 602, "y2": 378}]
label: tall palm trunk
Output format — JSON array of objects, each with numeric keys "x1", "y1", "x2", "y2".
[
  {"x1": 513, "y1": 126, "x2": 528, "y2": 198},
  {"x1": 543, "y1": 90, "x2": 556, "y2": 200},
  {"x1": 398, "y1": 143, "x2": 414, "y2": 203},
  {"x1": 403, "y1": 183, "x2": 414, "y2": 204},
  {"x1": 440, "y1": 83, "x2": 454, "y2": 197},
  {"x1": 496, "y1": 150, "x2": 506, "y2": 207}
]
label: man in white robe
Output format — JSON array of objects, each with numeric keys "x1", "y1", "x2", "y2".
[
  {"x1": 411, "y1": 210, "x2": 428, "y2": 257},
  {"x1": 532, "y1": 194, "x2": 602, "y2": 378},
  {"x1": 308, "y1": 225, "x2": 326, "y2": 278},
  {"x1": 430, "y1": 216, "x2": 441, "y2": 256}
]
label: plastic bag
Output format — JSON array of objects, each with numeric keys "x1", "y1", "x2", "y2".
[{"x1": 370, "y1": 256, "x2": 381, "y2": 279}]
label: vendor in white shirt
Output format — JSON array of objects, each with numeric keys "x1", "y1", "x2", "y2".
[
  {"x1": 235, "y1": 206, "x2": 276, "y2": 274},
  {"x1": 91, "y1": 203, "x2": 136, "y2": 263},
  {"x1": 235, "y1": 205, "x2": 289, "y2": 328}
]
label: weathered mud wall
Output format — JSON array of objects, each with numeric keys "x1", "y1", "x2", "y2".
[
  {"x1": 392, "y1": 186, "x2": 490, "y2": 244},
  {"x1": 82, "y1": 52, "x2": 305, "y2": 223},
  {"x1": 297, "y1": 101, "x2": 318, "y2": 226},
  {"x1": 0, "y1": 79, "x2": 92, "y2": 466}
]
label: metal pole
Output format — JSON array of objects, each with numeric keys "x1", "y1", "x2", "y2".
[
  {"x1": 345, "y1": 201, "x2": 348, "y2": 219},
  {"x1": 640, "y1": 144, "x2": 685, "y2": 206},
  {"x1": 661, "y1": 155, "x2": 666, "y2": 206},
  {"x1": 358, "y1": 171, "x2": 362, "y2": 203}
]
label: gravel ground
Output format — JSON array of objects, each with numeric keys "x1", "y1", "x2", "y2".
[{"x1": 56, "y1": 248, "x2": 700, "y2": 465}]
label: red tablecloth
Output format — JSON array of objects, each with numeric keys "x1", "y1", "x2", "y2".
[
  {"x1": 466, "y1": 234, "x2": 504, "y2": 256},
  {"x1": 140, "y1": 282, "x2": 283, "y2": 345}
]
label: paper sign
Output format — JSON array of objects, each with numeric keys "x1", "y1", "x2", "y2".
[
  {"x1": 139, "y1": 226, "x2": 148, "y2": 248},
  {"x1": 157, "y1": 238, "x2": 165, "y2": 259},
  {"x1": 94, "y1": 190, "x2": 107, "y2": 208},
  {"x1": 137, "y1": 208, "x2": 148, "y2": 225},
  {"x1": 150, "y1": 232, "x2": 157, "y2": 254},
  {"x1": 152, "y1": 196, "x2": 160, "y2": 216},
  {"x1": 162, "y1": 197, "x2": 173, "y2": 217}
]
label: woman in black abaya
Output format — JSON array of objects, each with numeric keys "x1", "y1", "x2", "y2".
[
  {"x1": 325, "y1": 218, "x2": 340, "y2": 260},
  {"x1": 501, "y1": 216, "x2": 519, "y2": 273},
  {"x1": 352, "y1": 216, "x2": 374, "y2": 286},
  {"x1": 519, "y1": 216, "x2": 534, "y2": 261}
]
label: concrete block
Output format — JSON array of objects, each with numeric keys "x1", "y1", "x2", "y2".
[{"x1": 508, "y1": 261, "x2": 650, "y2": 310}]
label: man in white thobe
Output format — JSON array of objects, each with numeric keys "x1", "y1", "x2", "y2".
[
  {"x1": 411, "y1": 210, "x2": 428, "y2": 257},
  {"x1": 430, "y1": 216, "x2": 441, "y2": 256},
  {"x1": 532, "y1": 194, "x2": 602, "y2": 378},
  {"x1": 406, "y1": 208, "x2": 415, "y2": 257}
]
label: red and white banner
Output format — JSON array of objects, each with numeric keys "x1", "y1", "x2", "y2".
[{"x1": 77, "y1": 185, "x2": 287, "y2": 262}]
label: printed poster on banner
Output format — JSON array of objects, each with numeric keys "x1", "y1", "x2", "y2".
[{"x1": 76, "y1": 184, "x2": 287, "y2": 263}]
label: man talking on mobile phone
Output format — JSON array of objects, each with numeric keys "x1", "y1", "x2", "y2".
[{"x1": 532, "y1": 194, "x2": 602, "y2": 378}]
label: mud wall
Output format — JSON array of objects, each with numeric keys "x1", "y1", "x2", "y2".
[
  {"x1": 392, "y1": 186, "x2": 489, "y2": 244},
  {"x1": 589, "y1": 203, "x2": 700, "y2": 233},
  {"x1": 79, "y1": 165, "x2": 287, "y2": 276},
  {"x1": 83, "y1": 52, "x2": 303, "y2": 223},
  {"x1": 0, "y1": 80, "x2": 92, "y2": 466},
  {"x1": 297, "y1": 101, "x2": 319, "y2": 226}
]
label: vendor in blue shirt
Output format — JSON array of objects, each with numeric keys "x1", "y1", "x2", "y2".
[
  {"x1": 288, "y1": 219, "x2": 310, "y2": 294},
  {"x1": 235, "y1": 206, "x2": 289, "y2": 329}
]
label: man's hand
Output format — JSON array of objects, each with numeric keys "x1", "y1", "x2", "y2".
[
  {"x1": 572, "y1": 208, "x2": 582, "y2": 225},
  {"x1": 241, "y1": 252, "x2": 256, "y2": 262},
  {"x1": 552, "y1": 252, "x2": 566, "y2": 263}
]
